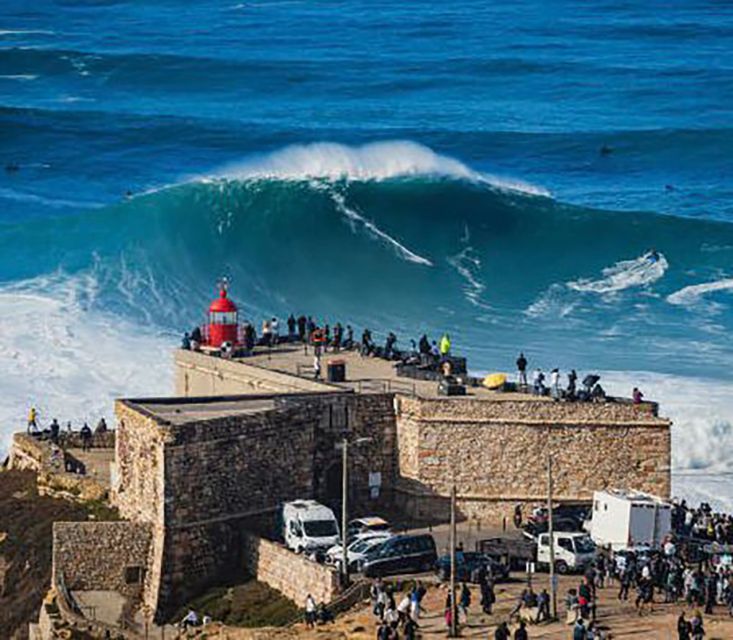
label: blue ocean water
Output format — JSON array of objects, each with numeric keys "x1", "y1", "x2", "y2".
[{"x1": 0, "y1": 1, "x2": 732, "y2": 502}]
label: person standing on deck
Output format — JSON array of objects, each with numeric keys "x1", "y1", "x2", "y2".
[
  {"x1": 27, "y1": 407, "x2": 39, "y2": 434},
  {"x1": 439, "y1": 333, "x2": 451, "y2": 357},
  {"x1": 516, "y1": 352, "x2": 528, "y2": 387}
]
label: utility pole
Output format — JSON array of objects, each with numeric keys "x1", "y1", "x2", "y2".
[
  {"x1": 449, "y1": 483, "x2": 457, "y2": 637},
  {"x1": 547, "y1": 451, "x2": 557, "y2": 619},
  {"x1": 341, "y1": 436, "x2": 349, "y2": 586}
]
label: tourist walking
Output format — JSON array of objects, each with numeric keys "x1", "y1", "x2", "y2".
[
  {"x1": 573, "y1": 618, "x2": 587, "y2": 640},
  {"x1": 305, "y1": 594, "x2": 317, "y2": 628},
  {"x1": 514, "y1": 620, "x2": 528, "y2": 640},
  {"x1": 678, "y1": 612, "x2": 691, "y2": 640},
  {"x1": 536, "y1": 588, "x2": 550, "y2": 623},
  {"x1": 459, "y1": 582, "x2": 471, "y2": 622},
  {"x1": 481, "y1": 575, "x2": 496, "y2": 614},
  {"x1": 494, "y1": 621, "x2": 510, "y2": 640}
]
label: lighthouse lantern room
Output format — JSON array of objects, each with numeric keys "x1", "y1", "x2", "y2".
[{"x1": 208, "y1": 281, "x2": 239, "y2": 348}]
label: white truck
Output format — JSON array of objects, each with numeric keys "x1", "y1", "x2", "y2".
[
  {"x1": 536, "y1": 531, "x2": 597, "y2": 574},
  {"x1": 589, "y1": 489, "x2": 672, "y2": 551},
  {"x1": 281, "y1": 500, "x2": 340, "y2": 554}
]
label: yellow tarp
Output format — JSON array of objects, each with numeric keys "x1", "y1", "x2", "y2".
[{"x1": 483, "y1": 373, "x2": 507, "y2": 389}]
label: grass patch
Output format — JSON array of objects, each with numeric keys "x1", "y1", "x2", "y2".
[{"x1": 174, "y1": 579, "x2": 301, "y2": 628}]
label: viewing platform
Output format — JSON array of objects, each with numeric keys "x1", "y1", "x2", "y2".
[{"x1": 174, "y1": 343, "x2": 663, "y2": 420}]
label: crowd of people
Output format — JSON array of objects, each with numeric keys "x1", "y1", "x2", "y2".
[
  {"x1": 370, "y1": 578, "x2": 426, "y2": 640},
  {"x1": 515, "y1": 352, "x2": 646, "y2": 405},
  {"x1": 182, "y1": 313, "x2": 456, "y2": 384},
  {"x1": 26, "y1": 406, "x2": 108, "y2": 452}
]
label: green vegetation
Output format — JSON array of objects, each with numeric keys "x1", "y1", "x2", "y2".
[{"x1": 174, "y1": 579, "x2": 301, "y2": 628}]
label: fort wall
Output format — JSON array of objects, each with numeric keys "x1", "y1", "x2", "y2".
[
  {"x1": 175, "y1": 349, "x2": 338, "y2": 397},
  {"x1": 56, "y1": 351, "x2": 671, "y2": 624},
  {"x1": 52, "y1": 521, "x2": 152, "y2": 598},
  {"x1": 394, "y1": 396, "x2": 671, "y2": 523},
  {"x1": 112, "y1": 391, "x2": 397, "y2": 618},
  {"x1": 242, "y1": 533, "x2": 340, "y2": 606}
]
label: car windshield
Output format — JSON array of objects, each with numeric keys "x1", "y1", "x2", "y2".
[
  {"x1": 303, "y1": 520, "x2": 338, "y2": 537},
  {"x1": 351, "y1": 539, "x2": 369, "y2": 553},
  {"x1": 574, "y1": 536, "x2": 596, "y2": 553}
]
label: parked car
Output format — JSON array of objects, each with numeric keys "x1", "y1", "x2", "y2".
[
  {"x1": 347, "y1": 516, "x2": 391, "y2": 542},
  {"x1": 325, "y1": 532, "x2": 392, "y2": 571},
  {"x1": 281, "y1": 500, "x2": 339, "y2": 554},
  {"x1": 434, "y1": 551, "x2": 510, "y2": 583},
  {"x1": 362, "y1": 534, "x2": 437, "y2": 578}
]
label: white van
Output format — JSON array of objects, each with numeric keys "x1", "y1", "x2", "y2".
[
  {"x1": 537, "y1": 532, "x2": 597, "y2": 574},
  {"x1": 281, "y1": 500, "x2": 340, "y2": 554}
]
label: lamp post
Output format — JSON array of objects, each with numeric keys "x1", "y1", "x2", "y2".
[
  {"x1": 449, "y1": 483, "x2": 457, "y2": 638},
  {"x1": 336, "y1": 435, "x2": 372, "y2": 586}
]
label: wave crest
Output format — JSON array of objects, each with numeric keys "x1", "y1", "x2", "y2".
[{"x1": 208, "y1": 140, "x2": 550, "y2": 196}]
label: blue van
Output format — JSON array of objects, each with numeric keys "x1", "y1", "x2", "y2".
[{"x1": 361, "y1": 534, "x2": 437, "y2": 577}]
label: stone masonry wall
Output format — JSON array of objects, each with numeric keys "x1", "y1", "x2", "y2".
[
  {"x1": 394, "y1": 395, "x2": 671, "y2": 523},
  {"x1": 175, "y1": 349, "x2": 337, "y2": 397},
  {"x1": 242, "y1": 533, "x2": 340, "y2": 606},
  {"x1": 156, "y1": 393, "x2": 396, "y2": 613},
  {"x1": 52, "y1": 521, "x2": 153, "y2": 597},
  {"x1": 112, "y1": 401, "x2": 169, "y2": 618}
]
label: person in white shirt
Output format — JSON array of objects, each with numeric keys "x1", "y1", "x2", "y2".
[{"x1": 305, "y1": 594, "x2": 317, "y2": 627}]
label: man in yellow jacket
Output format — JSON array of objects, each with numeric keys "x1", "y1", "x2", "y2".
[
  {"x1": 27, "y1": 407, "x2": 38, "y2": 434},
  {"x1": 439, "y1": 333, "x2": 451, "y2": 357}
]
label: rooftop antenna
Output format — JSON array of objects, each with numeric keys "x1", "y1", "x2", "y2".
[{"x1": 218, "y1": 276, "x2": 230, "y2": 295}]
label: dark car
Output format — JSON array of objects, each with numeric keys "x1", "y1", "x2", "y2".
[
  {"x1": 361, "y1": 534, "x2": 437, "y2": 578},
  {"x1": 435, "y1": 551, "x2": 510, "y2": 583}
]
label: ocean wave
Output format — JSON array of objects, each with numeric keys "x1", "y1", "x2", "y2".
[
  {"x1": 0, "y1": 272, "x2": 172, "y2": 457},
  {"x1": 447, "y1": 245, "x2": 490, "y2": 309},
  {"x1": 568, "y1": 252, "x2": 668, "y2": 294},
  {"x1": 0, "y1": 187, "x2": 103, "y2": 209},
  {"x1": 0, "y1": 74, "x2": 38, "y2": 81},
  {"x1": 667, "y1": 277, "x2": 733, "y2": 308},
  {"x1": 211, "y1": 141, "x2": 551, "y2": 196},
  {"x1": 0, "y1": 29, "x2": 55, "y2": 36},
  {"x1": 330, "y1": 190, "x2": 432, "y2": 266}
]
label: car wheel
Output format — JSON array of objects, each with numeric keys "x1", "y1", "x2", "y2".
[{"x1": 555, "y1": 560, "x2": 569, "y2": 575}]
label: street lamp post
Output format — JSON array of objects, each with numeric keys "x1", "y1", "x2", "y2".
[
  {"x1": 341, "y1": 436, "x2": 349, "y2": 586},
  {"x1": 337, "y1": 435, "x2": 372, "y2": 587}
]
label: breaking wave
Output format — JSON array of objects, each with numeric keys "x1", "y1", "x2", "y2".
[
  {"x1": 568, "y1": 252, "x2": 669, "y2": 294},
  {"x1": 1, "y1": 141, "x2": 733, "y2": 484},
  {"x1": 210, "y1": 141, "x2": 551, "y2": 196},
  {"x1": 667, "y1": 277, "x2": 733, "y2": 308}
]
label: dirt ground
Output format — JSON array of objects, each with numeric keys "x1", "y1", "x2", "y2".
[
  {"x1": 0, "y1": 470, "x2": 117, "y2": 639},
  {"x1": 188, "y1": 572, "x2": 733, "y2": 639}
]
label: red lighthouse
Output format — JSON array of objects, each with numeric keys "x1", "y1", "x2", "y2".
[{"x1": 207, "y1": 282, "x2": 238, "y2": 348}]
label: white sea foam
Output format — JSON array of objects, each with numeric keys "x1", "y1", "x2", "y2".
[
  {"x1": 0, "y1": 273, "x2": 172, "y2": 458},
  {"x1": 568, "y1": 253, "x2": 668, "y2": 294},
  {"x1": 330, "y1": 191, "x2": 433, "y2": 266},
  {"x1": 213, "y1": 141, "x2": 550, "y2": 196},
  {"x1": 667, "y1": 277, "x2": 733, "y2": 308},
  {"x1": 0, "y1": 74, "x2": 38, "y2": 81},
  {"x1": 0, "y1": 29, "x2": 55, "y2": 36},
  {"x1": 447, "y1": 246, "x2": 491, "y2": 309},
  {"x1": 599, "y1": 370, "x2": 733, "y2": 512}
]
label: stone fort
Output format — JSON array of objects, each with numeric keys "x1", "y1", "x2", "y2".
[{"x1": 27, "y1": 345, "x2": 671, "y2": 626}]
